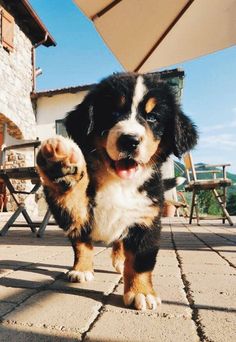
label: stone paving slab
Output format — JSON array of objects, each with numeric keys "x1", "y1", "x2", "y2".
[
  {"x1": 0, "y1": 324, "x2": 81, "y2": 342},
  {"x1": 0, "y1": 303, "x2": 16, "y2": 317},
  {"x1": 0, "y1": 285, "x2": 36, "y2": 304},
  {"x1": 0, "y1": 216, "x2": 235, "y2": 342},
  {"x1": 3, "y1": 290, "x2": 102, "y2": 334},
  {"x1": 197, "y1": 310, "x2": 236, "y2": 342},
  {"x1": 0, "y1": 268, "x2": 59, "y2": 289},
  {"x1": 85, "y1": 311, "x2": 199, "y2": 342}
]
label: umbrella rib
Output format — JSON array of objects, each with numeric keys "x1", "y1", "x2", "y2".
[
  {"x1": 91, "y1": 0, "x2": 122, "y2": 21},
  {"x1": 134, "y1": 0, "x2": 195, "y2": 72}
]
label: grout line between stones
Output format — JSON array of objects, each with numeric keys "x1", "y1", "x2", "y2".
[
  {"x1": 0, "y1": 249, "x2": 69, "y2": 276},
  {"x1": 80, "y1": 276, "x2": 123, "y2": 341},
  {"x1": 169, "y1": 223, "x2": 213, "y2": 342},
  {"x1": 0, "y1": 275, "x2": 63, "y2": 323},
  {"x1": 183, "y1": 223, "x2": 236, "y2": 269},
  {"x1": 0, "y1": 248, "x2": 77, "y2": 322},
  {"x1": 0, "y1": 246, "x2": 108, "y2": 324},
  {"x1": 196, "y1": 225, "x2": 236, "y2": 245}
]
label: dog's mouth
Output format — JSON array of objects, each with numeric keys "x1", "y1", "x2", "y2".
[
  {"x1": 113, "y1": 158, "x2": 139, "y2": 179},
  {"x1": 103, "y1": 151, "x2": 139, "y2": 179}
]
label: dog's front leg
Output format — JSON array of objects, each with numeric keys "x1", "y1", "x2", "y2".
[
  {"x1": 37, "y1": 136, "x2": 93, "y2": 282},
  {"x1": 67, "y1": 236, "x2": 94, "y2": 282},
  {"x1": 123, "y1": 227, "x2": 162, "y2": 311}
]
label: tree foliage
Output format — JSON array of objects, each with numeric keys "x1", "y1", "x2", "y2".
[
  {"x1": 197, "y1": 190, "x2": 221, "y2": 215},
  {"x1": 227, "y1": 192, "x2": 236, "y2": 215}
]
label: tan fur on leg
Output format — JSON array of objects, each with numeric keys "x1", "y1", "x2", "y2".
[
  {"x1": 67, "y1": 239, "x2": 94, "y2": 283},
  {"x1": 123, "y1": 251, "x2": 161, "y2": 310},
  {"x1": 111, "y1": 240, "x2": 125, "y2": 274}
]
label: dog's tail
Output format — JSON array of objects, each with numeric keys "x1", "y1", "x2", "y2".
[{"x1": 163, "y1": 177, "x2": 186, "y2": 191}]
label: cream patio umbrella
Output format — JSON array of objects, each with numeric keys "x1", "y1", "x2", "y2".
[{"x1": 74, "y1": 0, "x2": 236, "y2": 72}]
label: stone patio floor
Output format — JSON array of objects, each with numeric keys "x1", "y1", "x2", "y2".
[{"x1": 0, "y1": 214, "x2": 235, "y2": 342}]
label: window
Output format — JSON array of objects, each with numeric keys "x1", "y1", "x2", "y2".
[
  {"x1": 0, "y1": 7, "x2": 14, "y2": 52},
  {"x1": 55, "y1": 119, "x2": 68, "y2": 137}
]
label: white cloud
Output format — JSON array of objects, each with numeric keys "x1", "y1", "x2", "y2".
[
  {"x1": 192, "y1": 134, "x2": 236, "y2": 173},
  {"x1": 191, "y1": 146, "x2": 236, "y2": 174},
  {"x1": 201, "y1": 124, "x2": 226, "y2": 133},
  {"x1": 200, "y1": 134, "x2": 236, "y2": 149}
]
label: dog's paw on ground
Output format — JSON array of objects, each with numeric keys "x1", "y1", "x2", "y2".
[
  {"x1": 67, "y1": 270, "x2": 94, "y2": 283},
  {"x1": 123, "y1": 292, "x2": 161, "y2": 311},
  {"x1": 37, "y1": 135, "x2": 86, "y2": 183}
]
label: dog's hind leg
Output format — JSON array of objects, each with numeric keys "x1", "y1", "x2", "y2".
[
  {"x1": 111, "y1": 240, "x2": 125, "y2": 275},
  {"x1": 37, "y1": 136, "x2": 93, "y2": 282}
]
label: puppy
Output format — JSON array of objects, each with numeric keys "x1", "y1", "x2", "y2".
[{"x1": 37, "y1": 72, "x2": 198, "y2": 310}]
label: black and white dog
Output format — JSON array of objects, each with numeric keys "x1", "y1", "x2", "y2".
[{"x1": 37, "y1": 72, "x2": 198, "y2": 310}]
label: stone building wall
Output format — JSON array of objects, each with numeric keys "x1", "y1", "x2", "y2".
[
  {"x1": 3, "y1": 149, "x2": 39, "y2": 215},
  {"x1": 0, "y1": 5, "x2": 38, "y2": 214},
  {"x1": 4, "y1": 150, "x2": 26, "y2": 212},
  {"x1": 0, "y1": 10, "x2": 36, "y2": 139}
]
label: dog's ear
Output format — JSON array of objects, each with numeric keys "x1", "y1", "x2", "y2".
[
  {"x1": 65, "y1": 96, "x2": 94, "y2": 150},
  {"x1": 172, "y1": 110, "x2": 198, "y2": 158},
  {"x1": 159, "y1": 106, "x2": 198, "y2": 159}
]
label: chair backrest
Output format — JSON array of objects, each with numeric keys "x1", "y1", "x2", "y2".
[
  {"x1": 183, "y1": 152, "x2": 197, "y2": 182},
  {"x1": 0, "y1": 123, "x2": 40, "y2": 169}
]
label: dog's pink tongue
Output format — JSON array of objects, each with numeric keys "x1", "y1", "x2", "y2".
[{"x1": 114, "y1": 159, "x2": 138, "y2": 179}]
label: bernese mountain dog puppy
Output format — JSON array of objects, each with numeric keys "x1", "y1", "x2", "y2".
[{"x1": 37, "y1": 72, "x2": 198, "y2": 311}]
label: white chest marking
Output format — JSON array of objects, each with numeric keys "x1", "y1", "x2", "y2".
[{"x1": 91, "y1": 169, "x2": 155, "y2": 244}]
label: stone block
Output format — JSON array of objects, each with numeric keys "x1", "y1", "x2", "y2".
[
  {"x1": 0, "y1": 302, "x2": 16, "y2": 317},
  {"x1": 185, "y1": 273, "x2": 236, "y2": 294},
  {"x1": 197, "y1": 310, "x2": 236, "y2": 342},
  {"x1": 3, "y1": 290, "x2": 102, "y2": 334},
  {"x1": 0, "y1": 268, "x2": 58, "y2": 289},
  {"x1": 0, "y1": 325, "x2": 81, "y2": 342},
  {"x1": 85, "y1": 311, "x2": 199, "y2": 342},
  {"x1": 0, "y1": 286, "x2": 36, "y2": 304}
]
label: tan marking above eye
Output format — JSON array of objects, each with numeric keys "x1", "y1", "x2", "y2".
[{"x1": 145, "y1": 97, "x2": 157, "y2": 114}]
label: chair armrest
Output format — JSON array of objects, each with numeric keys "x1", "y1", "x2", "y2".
[
  {"x1": 1, "y1": 140, "x2": 41, "y2": 169},
  {"x1": 204, "y1": 163, "x2": 230, "y2": 179},
  {"x1": 194, "y1": 169, "x2": 221, "y2": 180},
  {"x1": 204, "y1": 163, "x2": 231, "y2": 168},
  {"x1": 3, "y1": 141, "x2": 41, "y2": 151},
  {"x1": 194, "y1": 163, "x2": 230, "y2": 180},
  {"x1": 195, "y1": 170, "x2": 221, "y2": 174}
]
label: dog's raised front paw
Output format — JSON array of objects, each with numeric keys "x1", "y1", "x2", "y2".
[
  {"x1": 67, "y1": 270, "x2": 94, "y2": 283},
  {"x1": 123, "y1": 292, "x2": 161, "y2": 311},
  {"x1": 37, "y1": 136, "x2": 86, "y2": 188}
]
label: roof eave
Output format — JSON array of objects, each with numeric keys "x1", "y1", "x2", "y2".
[{"x1": 21, "y1": 0, "x2": 56, "y2": 47}]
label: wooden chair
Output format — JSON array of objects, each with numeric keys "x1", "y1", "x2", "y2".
[
  {"x1": 0, "y1": 179, "x2": 7, "y2": 211},
  {"x1": 183, "y1": 152, "x2": 233, "y2": 226},
  {"x1": 0, "y1": 124, "x2": 53, "y2": 236}
]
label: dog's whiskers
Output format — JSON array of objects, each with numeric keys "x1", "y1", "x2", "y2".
[
  {"x1": 118, "y1": 152, "x2": 123, "y2": 160},
  {"x1": 101, "y1": 130, "x2": 109, "y2": 137}
]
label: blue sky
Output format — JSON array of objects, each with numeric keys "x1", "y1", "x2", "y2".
[{"x1": 30, "y1": 0, "x2": 236, "y2": 173}]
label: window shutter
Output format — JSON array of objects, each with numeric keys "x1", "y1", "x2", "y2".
[{"x1": 1, "y1": 7, "x2": 14, "y2": 52}]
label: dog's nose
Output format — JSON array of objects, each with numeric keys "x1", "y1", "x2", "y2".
[{"x1": 117, "y1": 134, "x2": 141, "y2": 153}]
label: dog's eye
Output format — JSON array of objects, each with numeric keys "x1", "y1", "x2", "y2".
[
  {"x1": 146, "y1": 114, "x2": 157, "y2": 123},
  {"x1": 112, "y1": 112, "x2": 121, "y2": 119}
]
